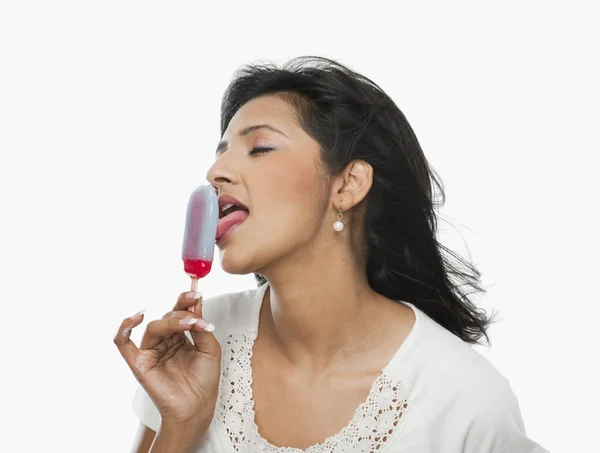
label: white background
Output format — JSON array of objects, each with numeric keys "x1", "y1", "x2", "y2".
[{"x1": 1, "y1": 1, "x2": 597, "y2": 452}]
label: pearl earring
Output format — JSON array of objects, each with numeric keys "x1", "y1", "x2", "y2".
[{"x1": 333, "y1": 206, "x2": 344, "y2": 232}]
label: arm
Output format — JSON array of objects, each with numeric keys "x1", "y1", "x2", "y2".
[
  {"x1": 130, "y1": 423, "x2": 156, "y2": 453},
  {"x1": 130, "y1": 387, "x2": 213, "y2": 452},
  {"x1": 130, "y1": 421, "x2": 211, "y2": 453},
  {"x1": 146, "y1": 420, "x2": 211, "y2": 453}
]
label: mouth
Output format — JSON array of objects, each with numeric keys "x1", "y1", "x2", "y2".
[{"x1": 216, "y1": 194, "x2": 250, "y2": 243}]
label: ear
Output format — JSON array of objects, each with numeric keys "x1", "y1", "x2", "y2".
[{"x1": 331, "y1": 160, "x2": 373, "y2": 211}]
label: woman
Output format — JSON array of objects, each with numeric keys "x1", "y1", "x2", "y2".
[{"x1": 115, "y1": 56, "x2": 549, "y2": 452}]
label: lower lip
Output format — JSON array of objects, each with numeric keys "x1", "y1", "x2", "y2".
[{"x1": 216, "y1": 213, "x2": 248, "y2": 244}]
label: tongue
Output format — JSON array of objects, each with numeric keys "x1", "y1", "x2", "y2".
[
  {"x1": 224, "y1": 209, "x2": 248, "y2": 223},
  {"x1": 217, "y1": 209, "x2": 249, "y2": 240}
]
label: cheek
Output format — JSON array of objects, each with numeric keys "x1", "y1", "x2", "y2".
[
  {"x1": 263, "y1": 157, "x2": 324, "y2": 216},
  {"x1": 220, "y1": 160, "x2": 326, "y2": 273}
]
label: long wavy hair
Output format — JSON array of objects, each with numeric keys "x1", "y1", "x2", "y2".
[{"x1": 219, "y1": 56, "x2": 498, "y2": 346}]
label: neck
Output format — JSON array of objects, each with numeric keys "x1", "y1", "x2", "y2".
[{"x1": 257, "y1": 240, "x2": 395, "y2": 373}]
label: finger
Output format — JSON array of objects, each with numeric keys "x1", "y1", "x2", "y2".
[
  {"x1": 172, "y1": 291, "x2": 203, "y2": 312},
  {"x1": 160, "y1": 299, "x2": 217, "y2": 353},
  {"x1": 188, "y1": 297, "x2": 217, "y2": 352},
  {"x1": 161, "y1": 308, "x2": 204, "y2": 320},
  {"x1": 113, "y1": 310, "x2": 146, "y2": 373},
  {"x1": 142, "y1": 314, "x2": 210, "y2": 349},
  {"x1": 192, "y1": 293, "x2": 203, "y2": 317},
  {"x1": 188, "y1": 320, "x2": 217, "y2": 354}
]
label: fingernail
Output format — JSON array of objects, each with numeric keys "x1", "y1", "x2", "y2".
[
  {"x1": 185, "y1": 292, "x2": 203, "y2": 300},
  {"x1": 180, "y1": 318, "x2": 198, "y2": 325},
  {"x1": 131, "y1": 309, "x2": 147, "y2": 319},
  {"x1": 195, "y1": 318, "x2": 216, "y2": 332}
]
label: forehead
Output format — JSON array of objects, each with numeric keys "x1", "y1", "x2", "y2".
[{"x1": 224, "y1": 95, "x2": 297, "y2": 134}]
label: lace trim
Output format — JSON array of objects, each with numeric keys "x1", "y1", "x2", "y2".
[{"x1": 215, "y1": 333, "x2": 412, "y2": 453}]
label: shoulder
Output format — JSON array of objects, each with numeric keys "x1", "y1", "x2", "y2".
[
  {"x1": 201, "y1": 283, "x2": 266, "y2": 345},
  {"x1": 385, "y1": 303, "x2": 518, "y2": 414},
  {"x1": 396, "y1": 304, "x2": 508, "y2": 389},
  {"x1": 421, "y1": 312, "x2": 518, "y2": 405},
  {"x1": 396, "y1": 308, "x2": 544, "y2": 451}
]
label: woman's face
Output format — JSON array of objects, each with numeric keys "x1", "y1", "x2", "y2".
[{"x1": 207, "y1": 94, "x2": 331, "y2": 276}]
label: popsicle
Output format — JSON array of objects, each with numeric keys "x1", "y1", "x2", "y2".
[{"x1": 181, "y1": 184, "x2": 219, "y2": 292}]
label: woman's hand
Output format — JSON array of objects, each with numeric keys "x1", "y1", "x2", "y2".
[{"x1": 114, "y1": 292, "x2": 221, "y2": 428}]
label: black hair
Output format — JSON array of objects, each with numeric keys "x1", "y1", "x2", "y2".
[{"x1": 219, "y1": 56, "x2": 498, "y2": 346}]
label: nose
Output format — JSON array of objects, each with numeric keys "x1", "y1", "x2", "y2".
[{"x1": 206, "y1": 152, "x2": 239, "y2": 196}]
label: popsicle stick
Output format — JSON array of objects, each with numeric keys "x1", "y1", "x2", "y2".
[
  {"x1": 185, "y1": 276, "x2": 200, "y2": 346},
  {"x1": 188, "y1": 277, "x2": 199, "y2": 313}
]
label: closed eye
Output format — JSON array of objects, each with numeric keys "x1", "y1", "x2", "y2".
[{"x1": 248, "y1": 146, "x2": 275, "y2": 156}]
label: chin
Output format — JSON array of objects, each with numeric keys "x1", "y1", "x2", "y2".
[
  {"x1": 217, "y1": 222, "x2": 294, "y2": 276},
  {"x1": 218, "y1": 246, "x2": 260, "y2": 276}
]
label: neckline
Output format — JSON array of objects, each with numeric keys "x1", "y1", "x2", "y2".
[
  {"x1": 242, "y1": 281, "x2": 422, "y2": 451},
  {"x1": 248, "y1": 281, "x2": 423, "y2": 373}
]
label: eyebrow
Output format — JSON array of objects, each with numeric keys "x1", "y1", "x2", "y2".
[{"x1": 216, "y1": 124, "x2": 288, "y2": 156}]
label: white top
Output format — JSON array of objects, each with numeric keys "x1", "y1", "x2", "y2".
[{"x1": 132, "y1": 282, "x2": 549, "y2": 452}]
